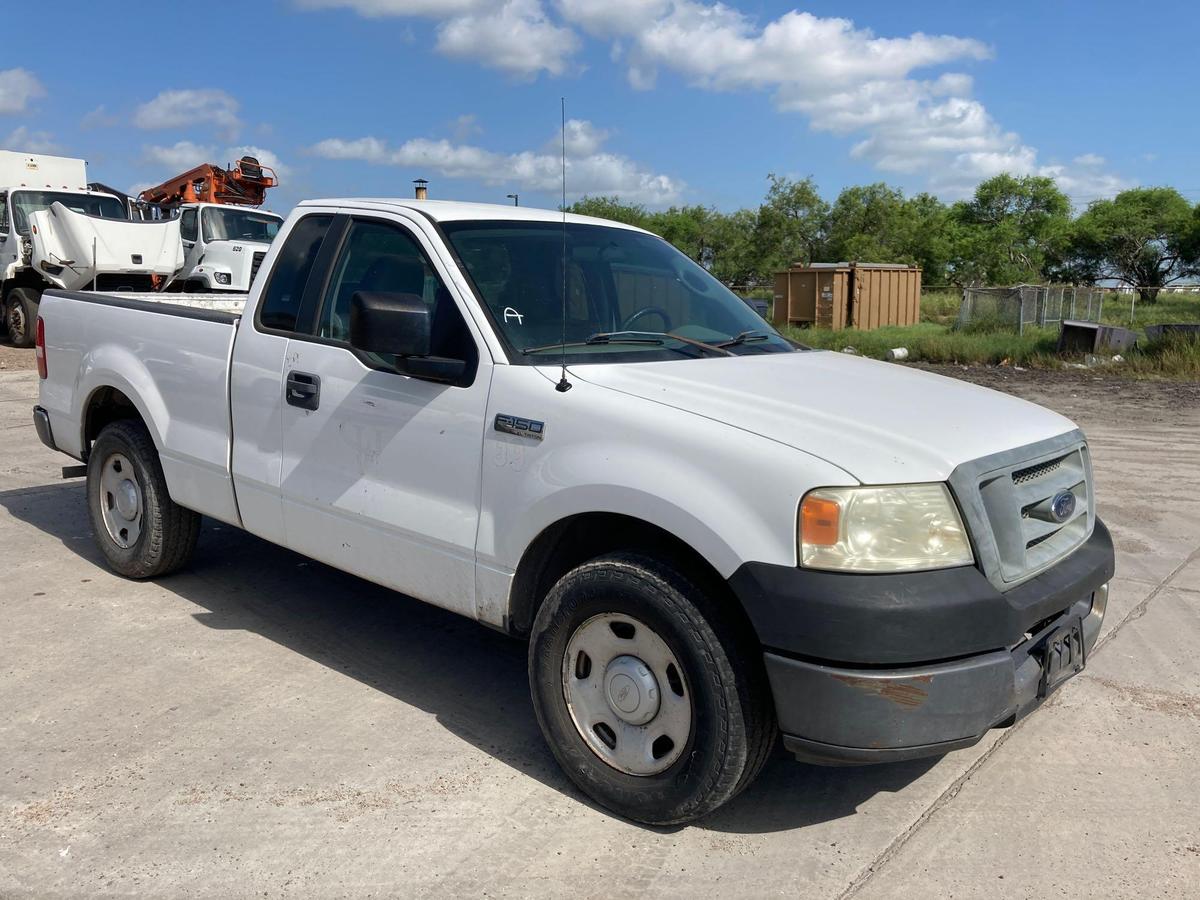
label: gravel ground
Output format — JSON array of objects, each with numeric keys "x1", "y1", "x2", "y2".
[
  {"x1": 1, "y1": 362, "x2": 1198, "y2": 899},
  {"x1": 0, "y1": 343, "x2": 36, "y2": 372}
]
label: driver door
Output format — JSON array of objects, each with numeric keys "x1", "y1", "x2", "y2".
[
  {"x1": 277, "y1": 214, "x2": 490, "y2": 617},
  {"x1": 179, "y1": 207, "x2": 202, "y2": 270}
]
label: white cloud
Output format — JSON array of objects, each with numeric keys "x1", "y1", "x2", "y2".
[
  {"x1": 3, "y1": 125, "x2": 58, "y2": 154},
  {"x1": 553, "y1": 1, "x2": 1126, "y2": 199},
  {"x1": 298, "y1": 0, "x2": 578, "y2": 77},
  {"x1": 143, "y1": 141, "x2": 218, "y2": 170},
  {"x1": 134, "y1": 89, "x2": 241, "y2": 138},
  {"x1": 310, "y1": 118, "x2": 682, "y2": 204},
  {"x1": 435, "y1": 0, "x2": 580, "y2": 77},
  {"x1": 296, "y1": 0, "x2": 484, "y2": 14},
  {"x1": 0, "y1": 68, "x2": 45, "y2": 115},
  {"x1": 449, "y1": 114, "x2": 483, "y2": 141},
  {"x1": 555, "y1": 0, "x2": 669, "y2": 37},
  {"x1": 300, "y1": 0, "x2": 1128, "y2": 198},
  {"x1": 555, "y1": 119, "x2": 610, "y2": 157},
  {"x1": 80, "y1": 104, "x2": 119, "y2": 130}
]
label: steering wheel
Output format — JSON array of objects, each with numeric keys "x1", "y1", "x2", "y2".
[{"x1": 621, "y1": 306, "x2": 673, "y2": 332}]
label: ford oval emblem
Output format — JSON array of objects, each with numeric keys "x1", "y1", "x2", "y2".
[{"x1": 1050, "y1": 490, "x2": 1077, "y2": 523}]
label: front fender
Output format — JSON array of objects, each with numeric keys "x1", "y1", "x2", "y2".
[{"x1": 475, "y1": 367, "x2": 858, "y2": 626}]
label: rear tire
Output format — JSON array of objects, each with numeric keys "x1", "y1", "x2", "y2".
[
  {"x1": 528, "y1": 552, "x2": 776, "y2": 825},
  {"x1": 5, "y1": 287, "x2": 39, "y2": 348},
  {"x1": 87, "y1": 420, "x2": 200, "y2": 578}
]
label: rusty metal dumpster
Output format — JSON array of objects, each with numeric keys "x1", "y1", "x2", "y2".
[{"x1": 773, "y1": 262, "x2": 921, "y2": 330}]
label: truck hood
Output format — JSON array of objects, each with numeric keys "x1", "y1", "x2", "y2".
[
  {"x1": 30, "y1": 202, "x2": 183, "y2": 291},
  {"x1": 569, "y1": 350, "x2": 1078, "y2": 484}
]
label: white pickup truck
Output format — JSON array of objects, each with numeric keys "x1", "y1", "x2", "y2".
[{"x1": 32, "y1": 198, "x2": 1115, "y2": 824}]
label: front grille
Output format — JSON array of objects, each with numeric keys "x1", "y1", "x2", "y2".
[
  {"x1": 249, "y1": 251, "x2": 266, "y2": 285},
  {"x1": 950, "y1": 432, "x2": 1094, "y2": 590},
  {"x1": 1013, "y1": 456, "x2": 1064, "y2": 484}
]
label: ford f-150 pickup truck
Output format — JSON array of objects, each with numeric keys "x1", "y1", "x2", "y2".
[{"x1": 32, "y1": 198, "x2": 1115, "y2": 825}]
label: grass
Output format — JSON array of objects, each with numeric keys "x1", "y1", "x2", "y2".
[{"x1": 775, "y1": 289, "x2": 1200, "y2": 379}]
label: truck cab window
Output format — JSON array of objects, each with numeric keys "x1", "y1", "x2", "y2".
[
  {"x1": 180, "y1": 208, "x2": 198, "y2": 243},
  {"x1": 257, "y1": 214, "x2": 333, "y2": 333},
  {"x1": 317, "y1": 218, "x2": 477, "y2": 375}
]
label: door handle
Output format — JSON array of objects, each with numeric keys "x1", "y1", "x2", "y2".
[{"x1": 286, "y1": 370, "x2": 320, "y2": 410}]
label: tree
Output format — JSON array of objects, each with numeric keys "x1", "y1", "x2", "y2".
[
  {"x1": 566, "y1": 196, "x2": 649, "y2": 229},
  {"x1": 754, "y1": 174, "x2": 829, "y2": 271},
  {"x1": 1066, "y1": 188, "x2": 1200, "y2": 303},
  {"x1": 646, "y1": 205, "x2": 724, "y2": 268},
  {"x1": 897, "y1": 193, "x2": 953, "y2": 284},
  {"x1": 706, "y1": 209, "x2": 761, "y2": 286},
  {"x1": 948, "y1": 174, "x2": 1071, "y2": 285},
  {"x1": 824, "y1": 183, "x2": 907, "y2": 263}
]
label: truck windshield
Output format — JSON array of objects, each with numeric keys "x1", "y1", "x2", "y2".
[
  {"x1": 442, "y1": 221, "x2": 793, "y2": 363},
  {"x1": 202, "y1": 207, "x2": 282, "y2": 243},
  {"x1": 11, "y1": 191, "x2": 127, "y2": 235}
]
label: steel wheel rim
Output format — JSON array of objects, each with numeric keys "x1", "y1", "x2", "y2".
[
  {"x1": 99, "y1": 453, "x2": 143, "y2": 549},
  {"x1": 562, "y1": 613, "x2": 692, "y2": 776}
]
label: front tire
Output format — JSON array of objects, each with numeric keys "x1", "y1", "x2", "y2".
[
  {"x1": 5, "y1": 287, "x2": 39, "y2": 348},
  {"x1": 87, "y1": 420, "x2": 200, "y2": 578},
  {"x1": 528, "y1": 553, "x2": 776, "y2": 825}
]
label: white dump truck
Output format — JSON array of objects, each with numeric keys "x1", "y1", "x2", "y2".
[{"x1": 0, "y1": 150, "x2": 183, "y2": 346}]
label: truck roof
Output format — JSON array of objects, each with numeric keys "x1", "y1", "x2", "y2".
[
  {"x1": 297, "y1": 198, "x2": 652, "y2": 233},
  {"x1": 183, "y1": 201, "x2": 283, "y2": 216}
]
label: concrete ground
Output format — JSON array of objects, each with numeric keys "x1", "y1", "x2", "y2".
[{"x1": 1, "y1": 360, "x2": 1198, "y2": 899}]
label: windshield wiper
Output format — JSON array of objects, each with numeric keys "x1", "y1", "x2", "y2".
[
  {"x1": 597, "y1": 331, "x2": 733, "y2": 356},
  {"x1": 717, "y1": 330, "x2": 770, "y2": 348},
  {"x1": 522, "y1": 330, "x2": 733, "y2": 357},
  {"x1": 522, "y1": 333, "x2": 664, "y2": 355}
]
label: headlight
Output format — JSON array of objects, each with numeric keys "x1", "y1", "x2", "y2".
[
  {"x1": 214, "y1": 272, "x2": 232, "y2": 285},
  {"x1": 799, "y1": 484, "x2": 973, "y2": 573}
]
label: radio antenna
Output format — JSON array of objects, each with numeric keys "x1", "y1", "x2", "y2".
[{"x1": 555, "y1": 96, "x2": 572, "y2": 393}]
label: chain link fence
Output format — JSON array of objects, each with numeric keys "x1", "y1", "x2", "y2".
[{"x1": 956, "y1": 285, "x2": 1108, "y2": 334}]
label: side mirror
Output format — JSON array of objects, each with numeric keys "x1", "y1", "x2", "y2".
[
  {"x1": 349, "y1": 291, "x2": 467, "y2": 383},
  {"x1": 350, "y1": 291, "x2": 432, "y2": 357}
]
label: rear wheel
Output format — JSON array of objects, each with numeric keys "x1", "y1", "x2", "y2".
[
  {"x1": 528, "y1": 553, "x2": 776, "y2": 825},
  {"x1": 5, "y1": 287, "x2": 39, "y2": 348},
  {"x1": 87, "y1": 420, "x2": 200, "y2": 578}
]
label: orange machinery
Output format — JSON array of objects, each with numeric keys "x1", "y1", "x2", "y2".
[{"x1": 137, "y1": 156, "x2": 277, "y2": 210}]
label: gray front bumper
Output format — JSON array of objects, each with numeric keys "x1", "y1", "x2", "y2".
[{"x1": 769, "y1": 584, "x2": 1107, "y2": 765}]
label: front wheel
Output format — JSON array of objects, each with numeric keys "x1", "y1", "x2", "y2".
[
  {"x1": 528, "y1": 553, "x2": 776, "y2": 825},
  {"x1": 87, "y1": 420, "x2": 200, "y2": 578},
  {"x1": 5, "y1": 287, "x2": 39, "y2": 347}
]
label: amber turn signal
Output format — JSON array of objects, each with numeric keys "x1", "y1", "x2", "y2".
[{"x1": 800, "y1": 495, "x2": 841, "y2": 546}]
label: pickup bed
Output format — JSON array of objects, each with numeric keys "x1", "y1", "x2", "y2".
[{"x1": 33, "y1": 198, "x2": 1115, "y2": 825}]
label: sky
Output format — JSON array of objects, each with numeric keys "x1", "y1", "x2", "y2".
[{"x1": 1, "y1": 0, "x2": 1196, "y2": 217}]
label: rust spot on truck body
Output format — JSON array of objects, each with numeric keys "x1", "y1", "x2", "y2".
[{"x1": 832, "y1": 674, "x2": 931, "y2": 709}]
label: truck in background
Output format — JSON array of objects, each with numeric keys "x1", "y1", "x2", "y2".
[
  {"x1": 137, "y1": 157, "x2": 283, "y2": 293},
  {"x1": 0, "y1": 150, "x2": 183, "y2": 347}
]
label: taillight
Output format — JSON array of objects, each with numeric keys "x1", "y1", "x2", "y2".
[{"x1": 35, "y1": 316, "x2": 47, "y2": 379}]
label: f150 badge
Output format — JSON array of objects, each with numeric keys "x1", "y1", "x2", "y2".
[{"x1": 495, "y1": 414, "x2": 544, "y2": 441}]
